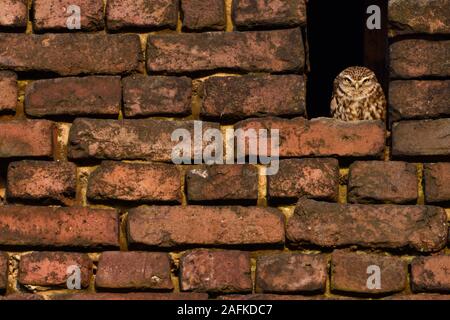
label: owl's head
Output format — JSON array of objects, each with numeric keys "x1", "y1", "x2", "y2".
[{"x1": 335, "y1": 66, "x2": 379, "y2": 96}]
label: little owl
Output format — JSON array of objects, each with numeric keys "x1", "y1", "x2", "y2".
[{"x1": 330, "y1": 66, "x2": 386, "y2": 121}]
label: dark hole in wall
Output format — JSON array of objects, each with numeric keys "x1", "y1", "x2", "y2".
[
  {"x1": 0, "y1": 160, "x2": 8, "y2": 204},
  {"x1": 306, "y1": 0, "x2": 388, "y2": 119}
]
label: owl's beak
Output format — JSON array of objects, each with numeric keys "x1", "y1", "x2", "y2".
[{"x1": 355, "y1": 83, "x2": 359, "y2": 90}]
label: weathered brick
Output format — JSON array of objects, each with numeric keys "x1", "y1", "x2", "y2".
[
  {"x1": 68, "y1": 118, "x2": 220, "y2": 161},
  {"x1": 180, "y1": 249, "x2": 251, "y2": 293},
  {"x1": 268, "y1": 158, "x2": 339, "y2": 202},
  {"x1": 0, "y1": 71, "x2": 17, "y2": 114},
  {"x1": 0, "y1": 206, "x2": 119, "y2": 248},
  {"x1": 234, "y1": 117, "x2": 385, "y2": 158},
  {"x1": 87, "y1": 161, "x2": 181, "y2": 203},
  {"x1": 122, "y1": 75, "x2": 191, "y2": 118},
  {"x1": 106, "y1": 0, "x2": 178, "y2": 31},
  {"x1": 218, "y1": 294, "x2": 300, "y2": 300},
  {"x1": 348, "y1": 161, "x2": 418, "y2": 204},
  {"x1": 96, "y1": 251, "x2": 173, "y2": 290},
  {"x1": 424, "y1": 163, "x2": 450, "y2": 203},
  {"x1": 147, "y1": 28, "x2": 304, "y2": 74},
  {"x1": 0, "y1": 293, "x2": 45, "y2": 300},
  {"x1": 25, "y1": 76, "x2": 121, "y2": 118},
  {"x1": 7, "y1": 160, "x2": 77, "y2": 205},
  {"x1": 218, "y1": 294, "x2": 349, "y2": 300},
  {"x1": 33, "y1": 0, "x2": 104, "y2": 32},
  {"x1": 201, "y1": 75, "x2": 306, "y2": 120},
  {"x1": 331, "y1": 250, "x2": 407, "y2": 294},
  {"x1": 256, "y1": 253, "x2": 327, "y2": 293},
  {"x1": 51, "y1": 292, "x2": 208, "y2": 300},
  {"x1": 128, "y1": 205, "x2": 285, "y2": 248},
  {"x1": 386, "y1": 294, "x2": 450, "y2": 300},
  {"x1": 392, "y1": 119, "x2": 450, "y2": 158},
  {"x1": 186, "y1": 164, "x2": 258, "y2": 203},
  {"x1": 389, "y1": 80, "x2": 450, "y2": 121},
  {"x1": 233, "y1": 0, "x2": 306, "y2": 29},
  {"x1": 389, "y1": 0, "x2": 450, "y2": 36},
  {"x1": 0, "y1": 33, "x2": 142, "y2": 76},
  {"x1": 411, "y1": 255, "x2": 450, "y2": 292},
  {"x1": 287, "y1": 199, "x2": 448, "y2": 252},
  {"x1": 0, "y1": 252, "x2": 7, "y2": 291},
  {"x1": 19, "y1": 252, "x2": 92, "y2": 288},
  {"x1": 390, "y1": 40, "x2": 450, "y2": 78},
  {"x1": 0, "y1": 120, "x2": 54, "y2": 158},
  {"x1": 0, "y1": 0, "x2": 28, "y2": 30},
  {"x1": 181, "y1": 0, "x2": 225, "y2": 31}
]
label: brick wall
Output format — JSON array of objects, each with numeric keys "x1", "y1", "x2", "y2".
[{"x1": 0, "y1": 0, "x2": 449, "y2": 300}]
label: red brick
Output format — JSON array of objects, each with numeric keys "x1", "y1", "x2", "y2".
[
  {"x1": 19, "y1": 252, "x2": 92, "y2": 288},
  {"x1": 147, "y1": 28, "x2": 304, "y2": 74},
  {"x1": 0, "y1": 0, "x2": 28, "y2": 30},
  {"x1": 234, "y1": 117, "x2": 385, "y2": 158},
  {"x1": 218, "y1": 294, "x2": 298, "y2": 300},
  {"x1": 392, "y1": 119, "x2": 450, "y2": 158},
  {"x1": 122, "y1": 75, "x2": 191, "y2": 118},
  {"x1": 0, "y1": 120, "x2": 54, "y2": 158},
  {"x1": 218, "y1": 294, "x2": 346, "y2": 300},
  {"x1": 7, "y1": 160, "x2": 77, "y2": 205},
  {"x1": 256, "y1": 253, "x2": 327, "y2": 293},
  {"x1": 68, "y1": 118, "x2": 220, "y2": 161},
  {"x1": 25, "y1": 76, "x2": 121, "y2": 118},
  {"x1": 51, "y1": 292, "x2": 208, "y2": 300},
  {"x1": 0, "y1": 71, "x2": 17, "y2": 114},
  {"x1": 0, "y1": 33, "x2": 142, "y2": 76},
  {"x1": 32, "y1": 0, "x2": 104, "y2": 32},
  {"x1": 386, "y1": 294, "x2": 450, "y2": 300},
  {"x1": 181, "y1": 0, "x2": 225, "y2": 31},
  {"x1": 390, "y1": 40, "x2": 450, "y2": 78},
  {"x1": 87, "y1": 161, "x2": 181, "y2": 203},
  {"x1": 106, "y1": 0, "x2": 178, "y2": 31},
  {"x1": 0, "y1": 293, "x2": 45, "y2": 300},
  {"x1": 389, "y1": 80, "x2": 450, "y2": 121},
  {"x1": 233, "y1": 0, "x2": 306, "y2": 29},
  {"x1": 180, "y1": 249, "x2": 251, "y2": 293},
  {"x1": 96, "y1": 251, "x2": 173, "y2": 291},
  {"x1": 0, "y1": 206, "x2": 119, "y2": 248},
  {"x1": 348, "y1": 161, "x2": 418, "y2": 204},
  {"x1": 0, "y1": 252, "x2": 7, "y2": 291},
  {"x1": 186, "y1": 164, "x2": 258, "y2": 203},
  {"x1": 201, "y1": 75, "x2": 306, "y2": 120},
  {"x1": 411, "y1": 255, "x2": 450, "y2": 292},
  {"x1": 268, "y1": 158, "x2": 339, "y2": 202},
  {"x1": 389, "y1": 0, "x2": 450, "y2": 36},
  {"x1": 424, "y1": 163, "x2": 450, "y2": 203},
  {"x1": 128, "y1": 205, "x2": 285, "y2": 248},
  {"x1": 331, "y1": 250, "x2": 407, "y2": 294},
  {"x1": 287, "y1": 199, "x2": 448, "y2": 252}
]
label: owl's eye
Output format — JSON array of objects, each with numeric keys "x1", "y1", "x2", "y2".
[
  {"x1": 362, "y1": 78, "x2": 371, "y2": 85},
  {"x1": 344, "y1": 78, "x2": 352, "y2": 84}
]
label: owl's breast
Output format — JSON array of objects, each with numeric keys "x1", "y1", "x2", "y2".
[{"x1": 346, "y1": 99, "x2": 367, "y2": 120}]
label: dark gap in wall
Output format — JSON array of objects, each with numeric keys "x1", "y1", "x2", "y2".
[
  {"x1": 389, "y1": 33, "x2": 450, "y2": 42},
  {"x1": 363, "y1": 0, "x2": 389, "y2": 128},
  {"x1": 0, "y1": 160, "x2": 8, "y2": 204},
  {"x1": 306, "y1": 0, "x2": 388, "y2": 119},
  {"x1": 306, "y1": 0, "x2": 365, "y2": 118}
]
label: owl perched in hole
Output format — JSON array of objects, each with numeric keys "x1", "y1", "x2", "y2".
[{"x1": 330, "y1": 66, "x2": 386, "y2": 121}]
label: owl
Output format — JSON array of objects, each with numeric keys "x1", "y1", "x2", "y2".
[{"x1": 330, "y1": 66, "x2": 386, "y2": 121}]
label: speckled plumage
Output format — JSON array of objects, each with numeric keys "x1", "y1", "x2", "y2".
[{"x1": 331, "y1": 66, "x2": 386, "y2": 121}]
